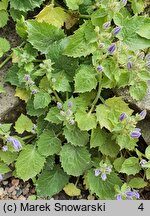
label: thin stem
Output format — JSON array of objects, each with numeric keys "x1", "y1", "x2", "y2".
[
  {"x1": 51, "y1": 0, "x2": 54, "y2": 5},
  {"x1": 53, "y1": 90, "x2": 63, "y2": 103},
  {"x1": 22, "y1": 134, "x2": 35, "y2": 141},
  {"x1": 79, "y1": 14, "x2": 91, "y2": 19},
  {"x1": 0, "y1": 55, "x2": 12, "y2": 69},
  {"x1": 88, "y1": 73, "x2": 102, "y2": 114}
]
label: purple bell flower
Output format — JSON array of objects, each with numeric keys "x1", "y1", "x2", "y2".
[
  {"x1": 130, "y1": 128, "x2": 141, "y2": 138},
  {"x1": 103, "y1": 21, "x2": 111, "y2": 29},
  {"x1": 101, "y1": 173, "x2": 107, "y2": 181},
  {"x1": 119, "y1": 112, "x2": 127, "y2": 121},
  {"x1": 68, "y1": 101, "x2": 73, "y2": 108},
  {"x1": 2, "y1": 145, "x2": 8, "y2": 152},
  {"x1": 95, "y1": 169, "x2": 101, "y2": 177},
  {"x1": 57, "y1": 102, "x2": 63, "y2": 109},
  {"x1": 108, "y1": 43, "x2": 116, "y2": 54},
  {"x1": 127, "y1": 61, "x2": 133, "y2": 70},
  {"x1": 7, "y1": 137, "x2": 22, "y2": 151},
  {"x1": 0, "y1": 174, "x2": 3, "y2": 182},
  {"x1": 139, "y1": 110, "x2": 147, "y2": 120},
  {"x1": 112, "y1": 26, "x2": 121, "y2": 35},
  {"x1": 97, "y1": 65, "x2": 103, "y2": 72}
]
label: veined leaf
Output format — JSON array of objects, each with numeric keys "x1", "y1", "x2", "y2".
[
  {"x1": 65, "y1": 0, "x2": 83, "y2": 10},
  {"x1": 0, "y1": 37, "x2": 10, "y2": 57},
  {"x1": 27, "y1": 20, "x2": 65, "y2": 54},
  {"x1": 36, "y1": 5, "x2": 68, "y2": 28},
  {"x1": 120, "y1": 157, "x2": 141, "y2": 175},
  {"x1": 63, "y1": 183, "x2": 81, "y2": 196},
  {"x1": 36, "y1": 165, "x2": 69, "y2": 197},
  {"x1": 14, "y1": 114, "x2": 33, "y2": 134},
  {"x1": 16, "y1": 145, "x2": 45, "y2": 181},
  {"x1": 10, "y1": 0, "x2": 45, "y2": 12},
  {"x1": 60, "y1": 144, "x2": 91, "y2": 176},
  {"x1": 128, "y1": 177, "x2": 147, "y2": 189},
  {"x1": 0, "y1": 10, "x2": 8, "y2": 28},
  {"x1": 0, "y1": 163, "x2": 11, "y2": 174}
]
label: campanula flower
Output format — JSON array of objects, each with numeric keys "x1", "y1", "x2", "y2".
[
  {"x1": 2, "y1": 145, "x2": 8, "y2": 152},
  {"x1": 108, "y1": 43, "x2": 116, "y2": 54},
  {"x1": 116, "y1": 188, "x2": 140, "y2": 200},
  {"x1": 68, "y1": 119, "x2": 75, "y2": 125},
  {"x1": 0, "y1": 174, "x2": 3, "y2": 182},
  {"x1": 68, "y1": 101, "x2": 73, "y2": 108},
  {"x1": 112, "y1": 26, "x2": 121, "y2": 35},
  {"x1": 24, "y1": 74, "x2": 30, "y2": 81},
  {"x1": 140, "y1": 159, "x2": 148, "y2": 168},
  {"x1": 145, "y1": 54, "x2": 150, "y2": 61},
  {"x1": 103, "y1": 21, "x2": 111, "y2": 29},
  {"x1": 119, "y1": 112, "x2": 127, "y2": 121},
  {"x1": 99, "y1": 43, "x2": 105, "y2": 48},
  {"x1": 130, "y1": 128, "x2": 141, "y2": 138},
  {"x1": 95, "y1": 169, "x2": 101, "y2": 177},
  {"x1": 57, "y1": 102, "x2": 63, "y2": 109},
  {"x1": 139, "y1": 110, "x2": 147, "y2": 119},
  {"x1": 7, "y1": 137, "x2": 22, "y2": 151},
  {"x1": 94, "y1": 165, "x2": 112, "y2": 181},
  {"x1": 120, "y1": 0, "x2": 127, "y2": 6},
  {"x1": 97, "y1": 65, "x2": 103, "y2": 72},
  {"x1": 127, "y1": 61, "x2": 133, "y2": 70}
]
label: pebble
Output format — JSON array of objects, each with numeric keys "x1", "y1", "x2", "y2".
[
  {"x1": 11, "y1": 179, "x2": 19, "y2": 187},
  {"x1": 0, "y1": 187, "x2": 4, "y2": 196},
  {"x1": 8, "y1": 186, "x2": 15, "y2": 193},
  {"x1": 2, "y1": 181, "x2": 8, "y2": 186},
  {"x1": 18, "y1": 195, "x2": 26, "y2": 200}
]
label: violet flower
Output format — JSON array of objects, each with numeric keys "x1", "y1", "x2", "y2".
[
  {"x1": 95, "y1": 169, "x2": 101, "y2": 177},
  {"x1": 127, "y1": 61, "x2": 133, "y2": 70},
  {"x1": 108, "y1": 43, "x2": 116, "y2": 54},
  {"x1": 103, "y1": 21, "x2": 111, "y2": 29},
  {"x1": 2, "y1": 145, "x2": 8, "y2": 152},
  {"x1": 121, "y1": 0, "x2": 127, "y2": 6},
  {"x1": 7, "y1": 137, "x2": 22, "y2": 151},
  {"x1": 101, "y1": 173, "x2": 107, "y2": 181},
  {"x1": 24, "y1": 74, "x2": 30, "y2": 81},
  {"x1": 57, "y1": 102, "x2": 63, "y2": 109},
  {"x1": 119, "y1": 112, "x2": 127, "y2": 121},
  {"x1": 0, "y1": 174, "x2": 3, "y2": 182},
  {"x1": 130, "y1": 128, "x2": 141, "y2": 138},
  {"x1": 97, "y1": 65, "x2": 103, "y2": 72},
  {"x1": 68, "y1": 101, "x2": 73, "y2": 108},
  {"x1": 140, "y1": 159, "x2": 148, "y2": 168},
  {"x1": 145, "y1": 54, "x2": 150, "y2": 61},
  {"x1": 139, "y1": 110, "x2": 147, "y2": 120},
  {"x1": 112, "y1": 26, "x2": 121, "y2": 35}
]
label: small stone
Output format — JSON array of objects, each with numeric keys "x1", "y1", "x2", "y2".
[
  {"x1": 2, "y1": 181, "x2": 8, "y2": 186},
  {"x1": 8, "y1": 186, "x2": 15, "y2": 193},
  {"x1": 11, "y1": 179, "x2": 19, "y2": 187},
  {"x1": 0, "y1": 187, "x2": 4, "y2": 196},
  {"x1": 18, "y1": 195, "x2": 26, "y2": 200},
  {"x1": 23, "y1": 187, "x2": 29, "y2": 195}
]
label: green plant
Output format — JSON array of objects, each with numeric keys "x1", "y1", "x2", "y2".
[{"x1": 0, "y1": 0, "x2": 150, "y2": 200}]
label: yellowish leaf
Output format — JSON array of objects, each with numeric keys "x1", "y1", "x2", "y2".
[
  {"x1": 15, "y1": 87, "x2": 30, "y2": 102},
  {"x1": 63, "y1": 183, "x2": 81, "y2": 197},
  {"x1": 35, "y1": 5, "x2": 68, "y2": 28}
]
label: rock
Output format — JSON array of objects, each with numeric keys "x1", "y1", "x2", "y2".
[
  {"x1": 114, "y1": 81, "x2": 150, "y2": 117},
  {"x1": 11, "y1": 179, "x2": 19, "y2": 187},
  {"x1": 138, "y1": 119, "x2": 150, "y2": 145},
  {"x1": 2, "y1": 181, "x2": 8, "y2": 186},
  {"x1": 18, "y1": 195, "x2": 26, "y2": 200},
  {"x1": 8, "y1": 186, "x2": 15, "y2": 193},
  {"x1": 0, "y1": 20, "x2": 21, "y2": 121},
  {"x1": 0, "y1": 187, "x2": 4, "y2": 196}
]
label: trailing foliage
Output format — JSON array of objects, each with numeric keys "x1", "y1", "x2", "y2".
[{"x1": 0, "y1": 0, "x2": 150, "y2": 200}]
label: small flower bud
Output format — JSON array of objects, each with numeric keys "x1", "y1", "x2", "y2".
[
  {"x1": 140, "y1": 159, "x2": 148, "y2": 168},
  {"x1": 119, "y1": 112, "x2": 127, "y2": 121},
  {"x1": 112, "y1": 26, "x2": 121, "y2": 35},
  {"x1": 68, "y1": 119, "x2": 75, "y2": 125},
  {"x1": 145, "y1": 54, "x2": 150, "y2": 61},
  {"x1": 57, "y1": 102, "x2": 63, "y2": 109},
  {"x1": 127, "y1": 61, "x2": 133, "y2": 70},
  {"x1": 137, "y1": 52, "x2": 145, "y2": 60},
  {"x1": 130, "y1": 128, "x2": 141, "y2": 138},
  {"x1": 31, "y1": 89, "x2": 37, "y2": 94},
  {"x1": 120, "y1": 0, "x2": 127, "y2": 6},
  {"x1": 101, "y1": 173, "x2": 107, "y2": 181},
  {"x1": 66, "y1": 109, "x2": 73, "y2": 116},
  {"x1": 68, "y1": 101, "x2": 73, "y2": 108},
  {"x1": 60, "y1": 111, "x2": 65, "y2": 116},
  {"x1": 24, "y1": 74, "x2": 30, "y2": 81},
  {"x1": 2, "y1": 145, "x2": 8, "y2": 152},
  {"x1": 139, "y1": 110, "x2": 147, "y2": 119},
  {"x1": 95, "y1": 169, "x2": 101, "y2": 176},
  {"x1": 108, "y1": 43, "x2": 116, "y2": 54},
  {"x1": 103, "y1": 21, "x2": 111, "y2": 29},
  {"x1": 97, "y1": 65, "x2": 103, "y2": 72},
  {"x1": 99, "y1": 43, "x2": 105, "y2": 48}
]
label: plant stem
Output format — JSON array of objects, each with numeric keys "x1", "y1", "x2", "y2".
[
  {"x1": 0, "y1": 55, "x2": 12, "y2": 69},
  {"x1": 88, "y1": 73, "x2": 102, "y2": 114},
  {"x1": 51, "y1": 0, "x2": 54, "y2": 5},
  {"x1": 79, "y1": 14, "x2": 91, "y2": 19},
  {"x1": 22, "y1": 134, "x2": 35, "y2": 141}
]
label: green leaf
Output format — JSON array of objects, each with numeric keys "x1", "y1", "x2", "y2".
[
  {"x1": 26, "y1": 98, "x2": 47, "y2": 117},
  {"x1": 44, "y1": 156, "x2": 55, "y2": 171},
  {"x1": 0, "y1": 0, "x2": 8, "y2": 10},
  {"x1": 33, "y1": 91, "x2": 51, "y2": 109},
  {"x1": 63, "y1": 125, "x2": 89, "y2": 147},
  {"x1": 0, "y1": 150, "x2": 18, "y2": 165},
  {"x1": 120, "y1": 157, "x2": 141, "y2": 175},
  {"x1": 0, "y1": 37, "x2": 10, "y2": 57},
  {"x1": 91, "y1": 8, "x2": 107, "y2": 27},
  {"x1": 145, "y1": 146, "x2": 150, "y2": 160},
  {"x1": 75, "y1": 110, "x2": 97, "y2": 131},
  {"x1": 36, "y1": 5, "x2": 68, "y2": 28},
  {"x1": 10, "y1": 0, "x2": 45, "y2": 12},
  {"x1": 36, "y1": 165, "x2": 69, "y2": 197},
  {"x1": 37, "y1": 130, "x2": 61, "y2": 157},
  {"x1": 14, "y1": 114, "x2": 33, "y2": 134},
  {"x1": 86, "y1": 169, "x2": 122, "y2": 199},
  {"x1": 0, "y1": 10, "x2": 8, "y2": 28},
  {"x1": 0, "y1": 163, "x2": 11, "y2": 174},
  {"x1": 64, "y1": 21, "x2": 97, "y2": 57},
  {"x1": 116, "y1": 134, "x2": 137, "y2": 150},
  {"x1": 65, "y1": 0, "x2": 83, "y2": 10},
  {"x1": 52, "y1": 71, "x2": 71, "y2": 92},
  {"x1": 117, "y1": 16, "x2": 150, "y2": 50},
  {"x1": 129, "y1": 0, "x2": 145, "y2": 14},
  {"x1": 129, "y1": 81, "x2": 148, "y2": 101},
  {"x1": 128, "y1": 177, "x2": 147, "y2": 189},
  {"x1": 90, "y1": 128, "x2": 119, "y2": 157},
  {"x1": 45, "y1": 107, "x2": 62, "y2": 124},
  {"x1": 96, "y1": 97, "x2": 133, "y2": 131},
  {"x1": 27, "y1": 20, "x2": 65, "y2": 54},
  {"x1": 63, "y1": 183, "x2": 81, "y2": 196},
  {"x1": 5, "y1": 64, "x2": 20, "y2": 87},
  {"x1": 137, "y1": 23, "x2": 150, "y2": 39},
  {"x1": 16, "y1": 16, "x2": 28, "y2": 39},
  {"x1": 60, "y1": 144, "x2": 91, "y2": 176},
  {"x1": 0, "y1": 123, "x2": 12, "y2": 135},
  {"x1": 146, "y1": 169, "x2": 150, "y2": 180},
  {"x1": 16, "y1": 145, "x2": 45, "y2": 181},
  {"x1": 74, "y1": 65, "x2": 97, "y2": 93},
  {"x1": 113, "y1": 157, "x2": 125, "y2": 172}
]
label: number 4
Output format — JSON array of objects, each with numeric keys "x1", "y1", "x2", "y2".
[{"x1": 138, "y1": 203, "x2": 144, "y2": 211}]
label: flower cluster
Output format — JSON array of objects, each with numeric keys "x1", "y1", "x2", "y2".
[
  {"x1": 94, "y1": 162, "x2": 112, "y2": 181},
  {"x1": 116, "y1": 187, "x2": 139, "y2": 200},
  {"x1": 7, "y1": 137, "x2": 22, "y2": 151}
]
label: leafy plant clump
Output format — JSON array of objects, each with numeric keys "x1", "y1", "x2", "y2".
[{"x1": 0, "y1": 0, "x2": 150, "y2": 200}]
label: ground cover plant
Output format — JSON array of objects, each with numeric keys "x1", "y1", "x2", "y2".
[{"x1": 0, "y1": 0, "x2": 150, "y2": 200}]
